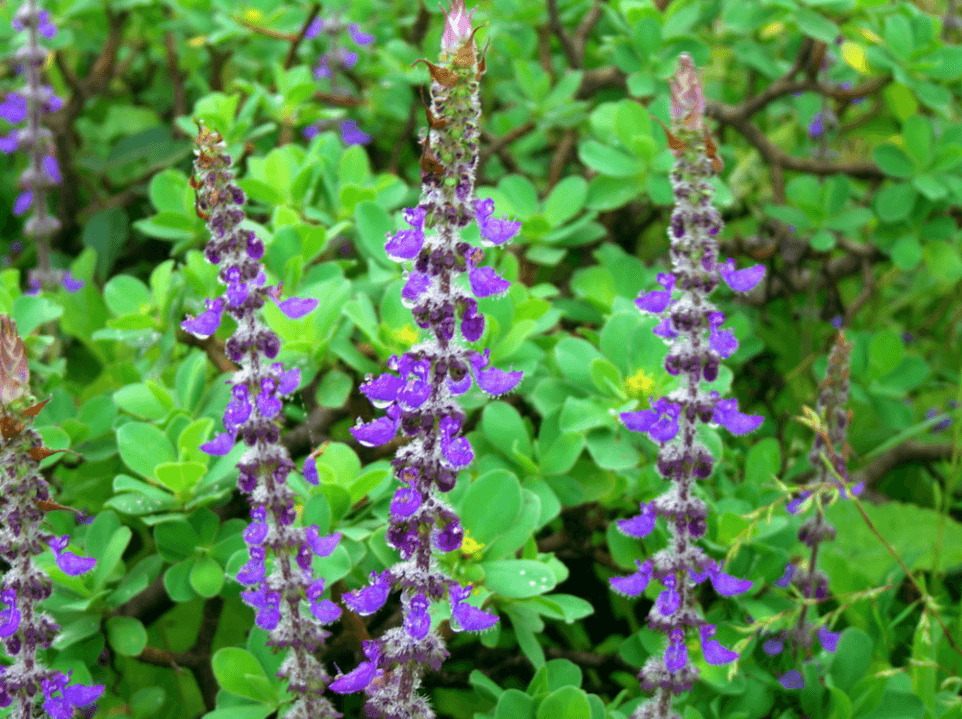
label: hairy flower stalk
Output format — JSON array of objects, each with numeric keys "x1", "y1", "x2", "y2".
[
  {"x1": 768, "y1": 331, "x2": 856, "y2": 689},
  {"x1": 0, "y1": 315, "x2": 104, "y2": 718},
  {"x1": 610, "y1": 54, "x2": 766, "y2": 719},
  {"x1": 1, "y1": 1, "x2": 82, "y2": 294},
  {"x1": 329, "y1": 2, "x2": 522, "y2": 717},
  {"x1": 181, "y1": 122, "x2": 343, "y2": 719}
]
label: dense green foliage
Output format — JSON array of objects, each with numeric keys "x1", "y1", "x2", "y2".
[{"x1": 1, "y1": 1, "x2": 961, "y2": 718}]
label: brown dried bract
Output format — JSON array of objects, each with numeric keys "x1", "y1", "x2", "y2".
[
  {"x1": 420, "y1": 146, "x2": 445, "y2": 178},
  {"x1": 652, "y1": 116, "x2": 687, "y2": 152},
  {"x1": 475, "y1": 39, "x2": 490, "y2": 81},
  {"x1": 28, "y1": 446, "x2": 63, "y2": 461},
  {"x1": 195, "y1": 194, "x2": 210, "y2": 220},
  {"x1": 0, "y1": 415, "x2": 24, "y2": 441},
  {"x1": 411, "y1": 59, "x2": 459, "y2": 87},
  {"x1": 704, "y1": 129, "x2": 724, "y2": 175},
  {"x1": 453, "y1": 23, "x2": 488, "y2": 67},
  {"x1": 419, "y1": 86, "x2": 448, "y2": 129},
  {"x1": 22, "y1": 396, "x2": 50, "y2": 417}
]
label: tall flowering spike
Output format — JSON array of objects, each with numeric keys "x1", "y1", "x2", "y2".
[
  {"x1": 670, "y1": 53, "x2": 704, "y2": 133},
  {"x1": 0, "y1": 314, "x2": 104, "y2": 717},
  {"x1": 0, "y1": 316, "x2": 29, "y2": 404},
  {"x1": 768, "y1": 331, "x2": 853, "y2": 689},
  {"x1": 185, "y1": 121, "x2": 341, "y2": 719},
  {"x1": 612, "y1": 54, "x2": 764, "y2": 719},
  {"x1": 334, "y1": 5, "x2": 518, "y2": 718},
  {"x1": 5, "y1": 1, "x2": 81, "y2": 295}
]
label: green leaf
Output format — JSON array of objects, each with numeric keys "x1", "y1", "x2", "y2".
[
  {"x1": 236, "y1": 178, "x2": 286, "y2": 206},
  {"x1": 536, "y1": 687, "x2": 591, "y2": 719},
  {"x1": 912, "y1": 174, "x2": 947, "y2": 201},
  {"x1": 585, "y1": 176, "x2": 641, "y2": 211},
  {"x1": 491, "y1": 318, "x2": 535, "y2": 364},
  {"x1": 106, "y1": 616, "x2": 148, "y2": 656},
  {"x1": 873, "y1": 144, "x2": 914, "y2": 177},
  {"x1": 890, "y1": 235, "x2": 922, "y2": 270},
  {"x1": 482, "y1": 401, "x2": 533, "y2": 460},
  {"x1": 793, "y1": 8, "x2": 840, "y2": 43},
  {"x1": 902, "y1": 115, "x2": 933, "y2": 166},
  {"x1": 873, "y1": 182, "x2": 917, "y2": 223},
  {"x1": 461, "y1": 469, "x2": 523, "y2": 546},
  {"x1": 175, "y1": 351, "x2": 209, "y2": 413},
  {"x1": 211, "y1": 647, "x2": 277, "y2": 704},
  {"x1": 113, "y1": 384, "x2": 168, "y2": 420},
  {"x1": 614, "y1": 99, "x2": 654, "y2": 159},
  {"x1": 91, "y1": 526, "x2": 132, "y2": 591},
  {"x1": 883, "y1": 15, "x2": 915, "y2": 58},
  {"x1": 315, "y1": 369, "x2": 352, "y2": 408},
  {"x1": 860, "y1": 676, "x2": 925, "y2": 719},
  {"x1": 12, "y1": 294, "x2": 63, "y2": 336},
  {"x1": 543, "y1": 177, "x2": 588, "y2": 226},
  {"x1": 589, "y1": 358, "x2": 624, "y2": 398},
  {"x1": 764, "y1": 204, "x2": 811, "y2": 230},
  {"x1": 148, "y1": 169, "x2": 192, "y2": 214},
  {"x1": 154, "y1": 461, "x2": 206, "y2": 495},
  {"x1": 339, "y1": 144, "x2": 371, "y2": 185},
  {"x1": 585, "y1": 428, "x2": 639, "y2": 471},
  {"x1": 82, "y1": 208, "x2": 129, "y2": 279},
  {"x1": 354, "y1": 201, "x2": 393, "y2": 268},
  {"x1": 480, "y1": 559, "x2": 557, "y2": 598},
  {"x1": 190, "y1": 555, "x2": 225, "y2": 598},
  {"x1": 884, "y1": 83, "x2": 918, "y2": 122},
  {"x1": 117, "y1": 423, "x2": 176, "y2": 478},
  {"x1": 496, "y1": 690, "x2": 534, "y2": 719},
  {"x1": 484, "y1": 490, "x2": 541, "y2": 560},
  {"x1": 869, "y1": 328, "x2": 903, "y2": 378},
  {"x1": 538, "y1": 432, "x2": 585, "y2": 476},
  {"x1": 824, "y1": 500, "x2": 962, "y2": 583},
  {"x1": 745, "y1": 437, "x2": 781, "y2": 485},
  {"x1": 578, "y1": 140, "x2": 646, "y2": 177}
]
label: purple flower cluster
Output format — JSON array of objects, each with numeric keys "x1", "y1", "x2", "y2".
[
  {"x1": 180, "y1": 120, "x2": 343, "y2": 719},
  {"x1": 301, "y1": 13, "x2": 374, "y2": 145},
  {"x1": 0, "y1": 314, "x2": 103, "y2": 718},
  {"x1": 2, "y1": 1, "x2": 84, "y2": 295},
  {"x1": 610, "y1": 54, "x2": 765, "y2": 719},
  {"x1": 326, "y1": 2, "x2": 523, "y2": 717},
  {"x1": 767, "y1": 331, "x2": 856, "y2": 689}
]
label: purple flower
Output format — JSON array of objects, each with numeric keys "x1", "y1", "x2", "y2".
[
  {"x1": 185, "y1": 121, "x2": 339, "y2": 718},
  {"x1": 809, "y1": 112, "x2": 824, "y2": 138},
  {"x1": 340, "y1": 119, "x2": 371, "y2": 145}
]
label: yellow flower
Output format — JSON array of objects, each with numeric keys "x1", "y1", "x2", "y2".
[
  {"x1": 394, "y1": 324, "x2": 419, "y2": 346},
  {"x1": 461, "y1": 531, "x2": 483, "y2": 556},
  {"x1": 625, "y1": 368, "x2": 656, "y2": 399},
  {"x1": 759, "y1": 22, "x2": 784, "y2": 40},
  {"x1": 188, "y1": 36, "x2": 207, "y2": 48},
  {"x1": 243, "y1": 9, "x2": 263, "y2": 23},
  {"x1": 840, "y1": 42, "x2": 869, "y2": 74}
]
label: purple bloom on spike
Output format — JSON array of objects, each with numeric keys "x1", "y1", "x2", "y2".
[{"x1": 779, "y1": 670, "x2": 804, "y2": 689}]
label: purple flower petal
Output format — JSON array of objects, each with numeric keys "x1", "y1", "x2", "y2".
[
  {"x1": 329, "y1": 662, "x2": 376, "y2": 694},
  {"x1": 817, "y1": 626, "x2": 840, "y2": 652},
  {"x1": 609, "y1": 559, "x2": 653, "y2": 597},
  {"x1": 617, "y1": 502, "x2": 657, "y2": 538},
  {"x1": 344, "y1": 571, "x2": 391, "y2": 615},
  {"x1": 349, "y1": 23, "x2": 375, "y2": 45},
  {"x1": 779, "y1": 670, "x2": 804, "y2": 689},
  {"x1": 13, "y1": 191, "x2": 32, "y2": 216},
  {"x1": 201, "y1": 432, "x2": 235, "y2": 456},
  {"x1": 275, "y1": 296, "x2": 317, "y2": 319},
  {"x1": 468, "y1": 265, "x2": 510, "y2": 298},
  {"x1": 350, "y1": 416, "x2": 398, "y2": 447},
  {"x1": 340, "y1": 120, "x2": 371, "y2": 145}
]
